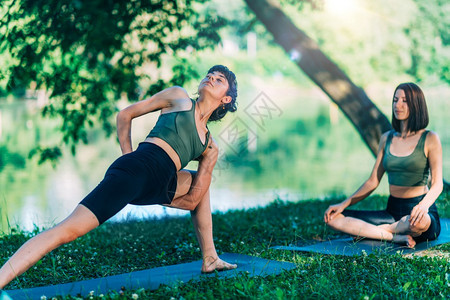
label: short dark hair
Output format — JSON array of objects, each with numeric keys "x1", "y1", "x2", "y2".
[
  {"x1": 391, "y1": 82, "x2": 429, "y2": 132},
  {"x1": 207, "y1": 65, "x2": 238, "y2": 122}
]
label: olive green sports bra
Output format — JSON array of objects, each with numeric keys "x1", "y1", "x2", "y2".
[
  {"x1": 147, "y1": 99, "x2": 210, "y2": 169},
  {"x1": 382, "y1": 130, "x2": 430, "y2": 187}
]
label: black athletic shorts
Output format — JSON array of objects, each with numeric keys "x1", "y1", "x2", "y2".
[
  {"x1": 342, "y1": 194, "x2": 440, "y2": 243},
  {"x1": 80, "y1": 142, "x2": 178, "y2": 224}
]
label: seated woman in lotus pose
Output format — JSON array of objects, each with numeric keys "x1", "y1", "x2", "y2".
[
  {"x1": 0, "y1": 65, "x2": 238, "y2": 291},
  {"x1": 324, "y1": 82, "x2": 442, "y2": 248}
]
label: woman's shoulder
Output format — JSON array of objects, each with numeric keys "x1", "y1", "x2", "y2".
[
  {"x1": 376, "y1": 130, "x2": 395, "y2": 152},
  {"x1": 424, "y1": 130, "x2": 441, "y2": 146},
  {"x1": 422, "y1": 130, "x2": 442, "y2": 156},
  {"x1": 163, "y1": 86, "x2": 190, "y2": 100},
  {"x1": 160, "y1": 86, "x2": 192, "y2": 110},
  {"x1": 380, "y1": 129, "x2": 394, "y2": 142},
  {"x1": 381, "y1": 130, "x2": 393, "y2": 137}
]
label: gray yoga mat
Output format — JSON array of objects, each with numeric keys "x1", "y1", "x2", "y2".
[
  {"x1": 6, "y1": 253, "x2": 296, "y2": 300},
  {"x1": 272, "y1": 218, "x2": 450, "y2": 256}
]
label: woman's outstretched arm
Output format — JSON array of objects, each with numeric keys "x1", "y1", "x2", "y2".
[{"x1": 324, "y1": 132, "x2": 388, "y2": 223}]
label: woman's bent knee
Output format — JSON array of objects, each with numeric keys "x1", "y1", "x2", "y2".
[
  {"x1": 325, "y1": 214, "x2": 344, "y2": 229},
  {"x1": 396, "y1": 215, "x2": 429, "y2": 236},
  {"x1": 409, "y1": 221, "x2": 430, "y2": 235}
]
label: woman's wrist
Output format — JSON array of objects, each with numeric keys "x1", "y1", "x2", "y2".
[
  {"x1": 120, "y1": 144, "x2": 132, "y2": 155},
  {"x1": 342, "y1": 198, "x2": 351, "y2": 208},
  {"x1": 417, "y1": 198, "x2": 433, "y2": 210}
]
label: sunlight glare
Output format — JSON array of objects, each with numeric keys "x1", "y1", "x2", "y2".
[{"x1": 325, "y1": 0, "x2": 358, "y2": 16}]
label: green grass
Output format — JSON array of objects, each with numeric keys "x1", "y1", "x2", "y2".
[{"x1": 1, "y1": 192, "x2": 449, "y2": 299}]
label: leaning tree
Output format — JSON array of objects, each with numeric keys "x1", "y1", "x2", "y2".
[{"x1": 244, "y1": 0, "x2": 448, "y2": 188}]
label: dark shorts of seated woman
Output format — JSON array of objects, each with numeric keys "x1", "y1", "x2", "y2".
[{"x1": 342, "y1": 194, "x2": 440, "y2": 243}]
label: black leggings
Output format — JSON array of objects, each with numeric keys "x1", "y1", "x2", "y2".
[
  {"x1": 80, "y1": 143, "x2": 178, "y2": 224},
  {"x1": 342, "y1": 194, "x2": 440, "y2": 243}
]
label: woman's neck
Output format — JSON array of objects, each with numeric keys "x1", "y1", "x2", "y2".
[
  {"x1": 399, "y1": 121, "x2": 411, "y2": 139},
  {"x1": 398, "y1": 126, "x2": 423, "y2": 139},
  {"x1": 196, "y1": 99, "x2": 217, "y2": 124}
]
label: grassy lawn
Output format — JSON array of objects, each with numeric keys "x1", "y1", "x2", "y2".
[{"x1": 1, "y1": 192, "x2": 449, "y2": 299}]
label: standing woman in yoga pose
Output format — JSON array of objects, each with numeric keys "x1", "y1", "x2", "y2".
[
  {"x1": 0, "y1": 65, "x2": 238, "y2": 291},
  {"x1": 324, "y1": 82, "x2": 443, "y2": 248}
]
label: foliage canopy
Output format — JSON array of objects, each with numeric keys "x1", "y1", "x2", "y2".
[
  {"x1": 0, "y1": 0, "x2": 448, "y2": 161},
  {"x1": 0, "y1": 0, "x2": 226, "y2": 157}
]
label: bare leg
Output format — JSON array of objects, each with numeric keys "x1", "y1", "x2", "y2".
[
  {"x1": 0, "y1": 205, "x2": 99, "y2": 289},
  {"x1": 169, "y1": 170, "x2": 237, "y2": 273},
  {"x1": 327, "y1": 214, "x2": 418, "y2": 248},
  {"x1": 379, "y1": 214, "x2": 431, "y2": 247},
  {"x1": 190, "y1": 189, "x2": 237, "y2": 273}
]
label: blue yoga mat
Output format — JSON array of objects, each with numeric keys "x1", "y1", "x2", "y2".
[
  {"x1": 272, "y1": 218, "x2": 450, "y2": 256},
  {"x1": 6, "y1": 253, "x2": 296, "y2": 300}
]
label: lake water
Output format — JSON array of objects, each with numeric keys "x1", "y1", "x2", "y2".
[{"x1": 1, "y1": 84, "x2": 448, "y2": 232}]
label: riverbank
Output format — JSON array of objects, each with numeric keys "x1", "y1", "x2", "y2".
[{"x1": 1, "y1": 193, "x2": 449, "y2": 299}]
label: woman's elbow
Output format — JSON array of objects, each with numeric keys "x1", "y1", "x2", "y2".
[
  {"x1": 365, "y1": 178, "x2": 379, "y2": 191},
  {"x1": 116, "y1": 109, "x2": 131, "y2": 123},
  {"x1": 431, "y1": 180, "x2": 444, "y2": 194}
]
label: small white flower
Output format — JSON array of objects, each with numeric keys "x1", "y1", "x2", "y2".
[
  {"x1": 132, "y1": 294, "x2": 139, "y2": 300},
  {"x1": 89, "y1": 291, "x2": 95, "y2": 296},
  {"x1": 40, "y1": 296, "x2": 47, "y2": 300}
]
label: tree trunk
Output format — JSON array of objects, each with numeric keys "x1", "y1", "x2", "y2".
[
  {"x1": 244, "y1": 0, "x2": 449, "y2": 189},
  {"x1": 244, "y1": 0, "x2": 391, "y2": 155}
]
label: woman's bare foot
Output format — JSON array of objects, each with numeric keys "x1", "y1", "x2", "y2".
[
  {"x1": 392, "y1": 234, "x2": 416, "y2": 248},
  {"x1": 201, "y1": 256, "x2": 237, "y2": 273}
]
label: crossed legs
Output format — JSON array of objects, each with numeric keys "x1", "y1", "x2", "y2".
[{"x1": 325, "y1": 212, "x2": 431, "y2": 248}]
